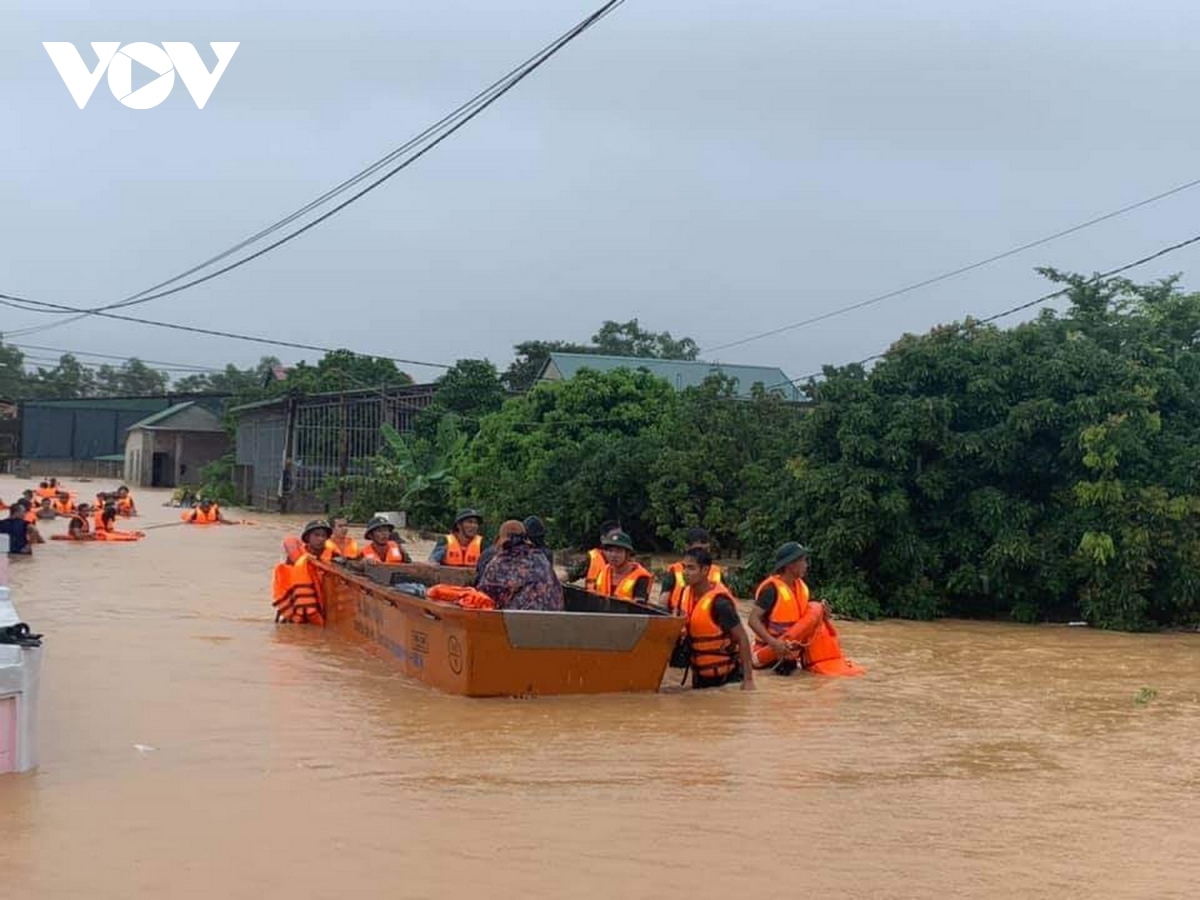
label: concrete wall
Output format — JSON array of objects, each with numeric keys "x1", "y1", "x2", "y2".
[{"x1": 123, "y1": 430, "x2": 230, "y2": 488}]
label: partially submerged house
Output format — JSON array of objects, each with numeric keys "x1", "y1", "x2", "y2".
[{"x1": 123, "y1": 401, "x2": 230, "y2": 488}]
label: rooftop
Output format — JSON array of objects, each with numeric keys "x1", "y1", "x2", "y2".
[
  {"x1": 126, "y1": 401, "x2": 225, "y2": 433},
  {"x1": 538, "y1": 352, "x2": 802, "y2": 401}
]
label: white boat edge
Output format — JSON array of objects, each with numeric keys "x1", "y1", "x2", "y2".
[{"x1": 0, "y1": 533, "x2": 41, "y2": 774}]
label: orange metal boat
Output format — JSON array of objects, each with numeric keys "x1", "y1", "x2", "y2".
[{"x1": 312, "y1": 560, "x2": 681, "y2": 698}]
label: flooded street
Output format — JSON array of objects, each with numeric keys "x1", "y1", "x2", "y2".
[{"x1": 0, "y1": 476, "x2": 1197, "y2": 899}]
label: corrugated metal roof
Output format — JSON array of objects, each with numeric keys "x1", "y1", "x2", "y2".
[
  {"x1": 540, "y1": 353, "x2": 801, "y2": 401},
  {"x1": 126, "y1": 402, "x2": 224, "y2": 433}
]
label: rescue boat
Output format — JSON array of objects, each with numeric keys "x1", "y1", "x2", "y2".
[{"x1": 312, "y1": 559, "x2": 681, "y2": 698}]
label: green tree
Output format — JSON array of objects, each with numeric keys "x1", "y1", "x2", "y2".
[
  {"x1": 27, "y1": 353, "x2": 97, "y2": 398},
  {"x1": 741, "y1": 272, "x2": 1200, "y2": 630},
  {"x1": 456, "y1": 368, "x2": 677, "y2": 548},
  {"x1": 646, "y1": 376, "x2": 801, "y2": 555},
  {"x1": 413, "y1": 358, "x2": 507, "y2": 442},
  {"x1": 94, "y1": 358, "x2": 169, "y2": 395},
  {"x1": 501, "y1": 320, "x2": 700, "y2": 392},
  {"x1": 0, "y1": 336, "x2": 26, "y2": 400}
]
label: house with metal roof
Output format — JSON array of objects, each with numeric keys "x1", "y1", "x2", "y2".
[
  {"x1": 537, "y1": 353, "x2": 802, "y2": 401},
  {"x1": 123, "y1": 401, "x2": 230, "y2": 488}
]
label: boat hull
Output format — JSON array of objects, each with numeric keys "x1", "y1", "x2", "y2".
[{"x1": 313, "y1": 562, "x2": 680, "y2": 697}]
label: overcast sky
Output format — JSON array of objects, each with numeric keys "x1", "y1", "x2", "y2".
[{"x1": 3, "y1": 0, "x2": 1200, "y2": 384}]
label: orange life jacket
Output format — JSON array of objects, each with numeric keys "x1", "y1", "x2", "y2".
[
  {"x1": 754, "y1": 575, "x2": 809, "y2": 639},
  {"x1": 35, "y1": 487, "x2": 56, "y2": 499},
  {"x1": 183, "y1": 505, "x2": 220, "y2": 524},
  {"x1": 442, "y1": 533, "x2": 482, "y2": 567},
  {"x1": 595, "y1": 562, "x2": 653, "y2": 600},
  {"x1": 322, "y1": 536, "x2": 360, "y2": 561},
  {"x1": 271, "y1": 554, "x2": 325, "y2": 626},
  {"x1": 361, "y1": 542, "x2": 406, "y2": 563},
  {"x1": 752, "y1": 575, "x2": 857, "y2": 673},
  {"x1": 584, "y1": 548, "x2": 607, "y2": 590},
  {"x1": 116, "y1": 496, "x2": 134, "y2": 515},
  {"x1": 686, "y1": 585, "x2": 740, "y2": 682},
  {"x1": 68, "y1": 514, "x2": 90, "y2": 537},
  {"x1": 666, "y1": 560, "x2": 724, "y2": 614},
  {"x1": 93, "y1": 509, "x2": 108, "y2": 532}
]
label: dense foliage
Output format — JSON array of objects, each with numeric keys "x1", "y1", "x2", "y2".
[{"x1": 7, "y1": 288, "x2": 1200, "y2": 631}]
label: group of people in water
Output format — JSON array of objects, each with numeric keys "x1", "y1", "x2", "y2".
[
  {"x1": 272, "y1": 508, "x2": 865, "y2": 691},
  {"x1": 0, "y1": 478, "x2": 249, "y2": 552},
  {"x1": 1, "y1": 478, "x2": 145, "y2": 550}
]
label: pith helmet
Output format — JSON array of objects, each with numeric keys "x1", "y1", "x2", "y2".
[
  {"x1": 301, "y1": 519, "x2": 332, "y2": 541},
  {"x1": 364, "y1": 516, "x2": 394, "y2": 539},
  {"x1": 454, "y1": 508, "x2": 483, "y2": 527},
  {"x1": 601, "y1": 530, "x2": 635, "y2": 552},
  {"x1": 771, "y1": 541, "x2": 810, "y2": 571}
]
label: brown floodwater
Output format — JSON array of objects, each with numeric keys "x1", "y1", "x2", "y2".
[{"x1": 0, "y1": 476, "x2": 1197, "y2": 899}]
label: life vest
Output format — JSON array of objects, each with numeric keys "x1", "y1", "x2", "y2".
[
  {"x1": 271, "y1": 554, "x2": 325, "y2": 626},
  {"x1": 442, "y1": 533, "x2": 482, "y2": 567},
  {"x1": 686, "y1": 585, "x2": 740, "y2": 682},
  {"x1": 68, "y1": 514, "x2": 90, "y2": 537},
  {"x1": 666, "y1": 561, "x2": 724, "y2": 614},
  {"x1": 755, "y1": 575, "x2": 809, "y2": 638},
  {"x1": 35, "y1": 487, "x2": 56, "y2": 499},
  {"x1": 95, "y1": 529, "x2": 141, "y2": 542},
  {"x1": 116, "y1": 496, "x2": 134, "y2": 516},
  {"x1": 322, "y1": 536, "x2": 360, "y2": 561},
  {"x1": 595, "y1": 562, "x2": 653, "y2": 600},
  {"x1": 584, "y1": 548, "x2": 607, "y2": 590},
  {"x1": 93, "y1": 509, "x2": 108, "y2": 532},
  {"x1": 752, "y1": 575, "x2": 862, "y2": 674},
  {"x1": 361, "y1": 542, "x2": 406, "y2": 563},
  {"x1": 183, "y1": 506, "x2": 220, "y2": 524},
  {"x1": 52, "y1": 496, "x2": 73, "y2": 514}
]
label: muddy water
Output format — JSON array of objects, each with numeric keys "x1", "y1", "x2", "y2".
[{"x1": 0, "y1": 476, "x2": 1197, "y2": 899}]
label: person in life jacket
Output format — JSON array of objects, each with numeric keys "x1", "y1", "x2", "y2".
[
  {"x1": 359, "y1": 516, "x2": 411, "y2": 564},
  {"x1": 680, "y1": 547, "x2": 755, "y2": 691},
  {"x1": 595, "y1": 531, "x2": 654, "y2": 603},
  {"x1": 661, "y1": 527, "x2": 725, "y2": 614},
  {"x1": 114, "y1": 486, "x2": 137, "y2": 517},
  {"x1": 429, "y1": 508, "x2": 484, "y2": 567},
  {"x1": 66, "y1": 503, "x2": 93, "y2": 540},
  {"x1": 181, "y1": 498, "x2": 234, "y2": 525},
  {"x1": 53, "y1": 491, "x2": 76, "y2": 515},
  {"x1": 272, "y1": 519, "x2": 330, "y2": 625},
  {"x1": 321, "y1": 516, "x2": 362, "y2": 561},
  {"x1": 565, "y1": 520, "x2": 622, "y2": 590},
  {"x1": 35, "y1": 481, "x2": 55, "y2": 500},
  {"x1": 94, "y1": 505, "x2": 145, "y2": 540},
  {"x1": 748, "y1": 542, "x2": 866, "y2": 677}
]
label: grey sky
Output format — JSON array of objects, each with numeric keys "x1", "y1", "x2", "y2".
[{"x1": 3, "y1": 0, "x2": 1200, "y2": 384}]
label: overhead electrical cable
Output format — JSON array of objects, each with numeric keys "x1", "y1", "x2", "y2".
[
  {"x1": 3, "y1": 0, "x2": 627, "y2": 340},
  {"x1": 764, "y1": 229, "x2": 1200, "y2": 390},
  {"x1": 701, "y1": 174, "x2": 1200, "y2": 355}
]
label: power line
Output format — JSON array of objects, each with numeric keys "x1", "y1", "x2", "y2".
[
  {"x1": 0, "y1": 294, "x2": 453, "y2": 370},
  {"x1": 9, "y1": 343, "x2": 219, "y2": 373},
  {"x1": 701, "y1": 174, "x2": 1200, "y2": 355},
  {"x1": 770, "y1": 228, "x2": 1200, "y2": 390},
  {"x1": 5, "y1": 0, "x2": 627, "y2": 339}
]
